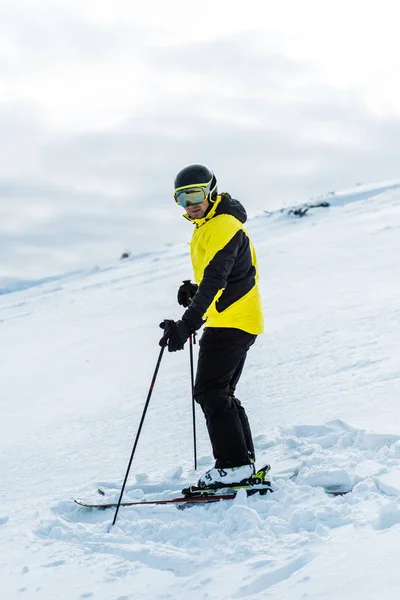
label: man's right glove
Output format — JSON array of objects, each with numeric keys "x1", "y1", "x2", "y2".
[
  {"x1": 159, "y1": 319, "x2": 192, "y2": 352},
  {"x1": 177, "y1": 280, "x2": 198, "y2": 308}
]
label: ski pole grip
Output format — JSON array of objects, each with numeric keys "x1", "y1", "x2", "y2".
[{"x1": 181, "y1": 280, "x2": 197, "y2": 344}]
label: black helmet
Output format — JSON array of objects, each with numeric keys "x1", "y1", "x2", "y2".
[{"x1": 174, "y1": 164, "x2": 218, "y2": 200}]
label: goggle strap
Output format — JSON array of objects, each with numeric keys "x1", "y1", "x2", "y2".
[
  {"x1": 208, "y1": 180, "x2": 217, "y2": 203},
  {"x1": 174, "y1": 176, "x2": 213, "y2": 195}
]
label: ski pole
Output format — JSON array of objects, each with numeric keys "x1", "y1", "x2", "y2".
[
  {"x1": 182, "y1": 280, "x2": 198, "y2": 472},
  {"x1": 189, "y1": 332, "x2": 197, "y2": 471},
  {"x1": 111, "y1": 345, "x2": 165, "y2": 527}
]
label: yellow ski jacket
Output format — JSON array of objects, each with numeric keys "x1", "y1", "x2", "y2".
[{"x1": 181, "y1": 193, "x2": 264, "y2": 335}]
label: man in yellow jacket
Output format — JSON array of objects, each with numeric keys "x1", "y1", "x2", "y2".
[{"x1": 160, "y1": 164, "x2": 264, "y2": 488}]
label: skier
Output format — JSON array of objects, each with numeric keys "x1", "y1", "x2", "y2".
[{"x1": 159, "y1": 164, "x2": 264, "y2": 488}]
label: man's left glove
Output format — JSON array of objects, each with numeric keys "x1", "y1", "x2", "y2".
[
  {"x1": 159, "y1": 319, "x2": 192, "y2": 352},
  {"x1": 177, "y1": 280, "x2": 198, "y2": 308}
]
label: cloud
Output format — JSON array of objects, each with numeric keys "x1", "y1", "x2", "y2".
[
  {"x1": 1, "y1": 30, "x2": 399, "y2": 279},
  {"x1": 40, "y1": 35, "x2": 400, "y2": 203}
]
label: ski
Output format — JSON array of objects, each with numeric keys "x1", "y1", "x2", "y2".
[
  {"x1": 74, "y1": 487, "x2": 270, "y2": 509},
  {"x1": 74, "y1": 484, "x2": 349, "y2": 510},
  {"x1": 76, "y1": 462, "x2": 350, "y2": 510}
]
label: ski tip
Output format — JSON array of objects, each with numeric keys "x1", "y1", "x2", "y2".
[
  {"x1": 74, "y1": 498, "x2": 88, "y2": 507},
  {"x1": 74, "y1": 498, "x2": 112, "y2": 509},
  {"x1": 324, "y1": 488, "x2": 352, "y2": 496}
]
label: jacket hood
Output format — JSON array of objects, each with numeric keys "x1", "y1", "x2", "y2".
[{"x1": 183, "y1": 193, "x2": 247, "y2": 227}]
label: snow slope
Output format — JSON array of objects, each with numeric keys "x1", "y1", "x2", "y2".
[{"x1": 1, "y1": 180, "x2": 400, "y2": 599}]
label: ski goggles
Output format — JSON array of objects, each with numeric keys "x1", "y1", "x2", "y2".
[{"x1": 174, "y1": 179, "x2": 214, "y2": 208}]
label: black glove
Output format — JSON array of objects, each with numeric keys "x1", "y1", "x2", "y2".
[
  {"x1": 177, "y1": 280, "x2": 198, "y2": 308},
  {"x1": 159, "y1": 319, "x2": 191, "y2": 352}
]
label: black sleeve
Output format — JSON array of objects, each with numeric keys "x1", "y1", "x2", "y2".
[{"x1": 181, "y1": 230, "x2": 243, "y2": 331}]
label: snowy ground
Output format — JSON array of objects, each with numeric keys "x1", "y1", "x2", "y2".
[{"x1": 1, "y1": 180, "x2": 400, "y2": 599}]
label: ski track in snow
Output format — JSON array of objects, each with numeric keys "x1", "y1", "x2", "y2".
[{"x1": 1, "y1": 181, "x2": 400, "y2": 599}]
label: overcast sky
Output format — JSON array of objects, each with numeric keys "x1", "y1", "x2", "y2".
[{"x1": 1, "y1": 0, "x2": 400, "y2": 280}]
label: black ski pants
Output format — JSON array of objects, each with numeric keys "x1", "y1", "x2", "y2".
[{"x1": 194, "y1": 327, "x2": 256, "y2": 469}]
